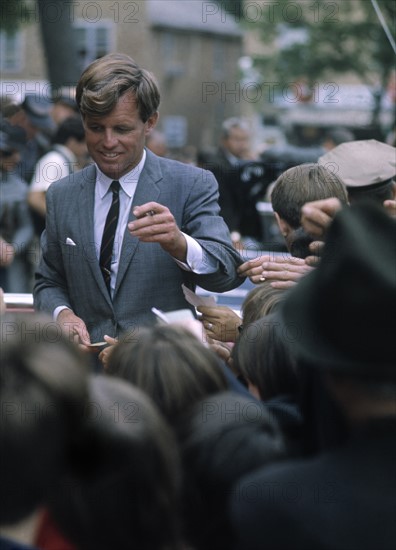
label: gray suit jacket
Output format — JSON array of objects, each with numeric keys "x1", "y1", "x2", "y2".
[{"x1": 34, "y1": 150, "x2": 244, "y2": 341}]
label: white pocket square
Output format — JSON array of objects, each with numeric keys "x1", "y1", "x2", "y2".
[{"x1": 66, "y1": 237, "x2": 77, "y2": 246}]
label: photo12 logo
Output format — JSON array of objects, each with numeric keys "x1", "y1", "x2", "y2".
[
  {"x1": 0, "y1": 1, "x2": 140, "y2": 24},
  {"x1": 202, "y1": 2, "x2": 339, "y2": 24},
  {"x1": 202, "y1": 81, "x2": 339, "y2": 104}
]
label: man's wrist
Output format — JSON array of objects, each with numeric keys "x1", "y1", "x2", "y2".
[{"x1": 54, "y1": 306, "x2": 72, "y2": 321}]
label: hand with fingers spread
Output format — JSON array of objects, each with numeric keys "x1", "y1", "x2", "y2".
[
  {"x1": 237, "y1": 255, "x2": 272, "y2": 284},
  {"x1": 259, "y1": 256, "x2": 314, "y2": 288},
  {"x1": 128, "y1": 201, "x2": 187, "y2": 262},
  {"x1": 197, "y1": 305, "x2": 242, "y2": 343},
  {"x1": 238, "y1": 254, "x2": 312, "y2": 287}
]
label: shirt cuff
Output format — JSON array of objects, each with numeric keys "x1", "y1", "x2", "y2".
[
  {"x1": 54, "y1": 305, "x2": 71, "y2": 321},
  {"x1": 173, "y1": 233, "x2": 218, "y2": 274}
]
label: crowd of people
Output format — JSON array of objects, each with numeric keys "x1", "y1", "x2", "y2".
[{"x1": 1, "y1": 52, "x2": 396, "y2": 550}]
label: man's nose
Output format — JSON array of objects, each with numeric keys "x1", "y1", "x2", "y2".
[{"x1": 102, "y1": 130, "x2": 117, "y2": 148}]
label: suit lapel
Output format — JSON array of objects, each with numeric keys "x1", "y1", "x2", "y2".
[
  {"x1": 115, "y1": 151, "x2": 162, "y2": 294},
  {"x1": 78, "y1": 165, "x2": 113, "y2": 304}
]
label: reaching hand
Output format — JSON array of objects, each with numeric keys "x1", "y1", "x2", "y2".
[
  {"x1": 238, "y1": 254, "x2": 313, "y2": 288},
  {"x1": 197, "y1": 305, "x2": 242, "y2": 343},
  {"x1": 301, "y1": 198, "x2": 343, "y2": 239}
]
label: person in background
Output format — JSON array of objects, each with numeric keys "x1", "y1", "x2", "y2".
[
  {"x1": 6, "y1": 95, "x2": 55, "y2": 183},
  {"x1": 270, "y1": 163, "x2": 349, "y2": 258},
  {"x1": 28, "y1": 117, "x2": 87, "y2": 233},
  {"x1": 34, "y1": 53, "x2": 243, "y2": 348},
  {"x1": 105, "y1": 324, "x2": 228, "y2": 424},
  {"x1": 237, "y1": 162, "x2": 349, "y2": 286},
  {"x1": 178, "y1": 392, "x2": 286, "y2": 550},
  {"x1": 299, "y1": 140, "x2": 396, "y2": 256},
  {"x1": 231, "y1": 202, "x2": 396, "y2": 550},
  {"x1": 232, "y1": 312, "x2": 298, "y2": 403},
  {"x1": 0, "y1": 119, "x2": 34, "y2": 292},
  {"x1": 204, "y1": 118, "x2": 265, "y2": 247},
  {"x1": 321, "y1": 126, "x2": 355, "y2": 151},
  {"x1": 0, "y1": 313, "x2": 88, "y2": 550},
  {"x1": 46, "y1": 376, "x2": 183, "y2": 550},
  {"x1": 50, "y1": 93, "x2": 79, "y2": 126},
  {"x1": 197, "y1": 281, "x2": 286, "y2": 386}
]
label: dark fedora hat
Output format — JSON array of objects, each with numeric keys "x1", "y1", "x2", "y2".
[{"x1": 281, "y1": 201, "x2": 396, "y2": 379}]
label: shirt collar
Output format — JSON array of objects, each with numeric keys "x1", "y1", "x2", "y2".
[
  {"x1": 96, "y1": 149, "x2": 147, "y2": 198},
  {"x1": 223, "y1": 148, "x2": 241, "y2": 166}
]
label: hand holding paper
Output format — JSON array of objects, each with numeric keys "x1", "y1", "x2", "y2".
[{"x1": 182, "y1": 284, "x2": 217, "y2": 308}]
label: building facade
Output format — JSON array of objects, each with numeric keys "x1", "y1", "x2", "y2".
[{"x1": 0, "y1": 0, "x2": 244, "y2": 149}]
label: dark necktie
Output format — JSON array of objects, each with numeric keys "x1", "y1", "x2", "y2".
[{"x1": 100, "y1": 180, "x2": 120, "y2": 292}]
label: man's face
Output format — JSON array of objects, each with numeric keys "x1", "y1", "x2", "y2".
[
  {"x1": 0, "y1": 150, "x2": 21, "y2": 172},
  {"x1": 83, "y1": 91, "x2": 158, "y2": 179},
  {"x1": 223, "y1": 126, "x2": 250, "y2": 159}
]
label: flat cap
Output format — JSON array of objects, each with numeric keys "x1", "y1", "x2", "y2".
[{"x1": 319, "y1": 139, "x2": 396, "y2": 189}]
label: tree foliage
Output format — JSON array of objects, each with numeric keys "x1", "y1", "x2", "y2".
[
  {"x1": 245, "y1": 0, "x2": 395, "y2": 90},
  {"x1": 0, "y1": 0, "x2": 34, "y2": 31}
]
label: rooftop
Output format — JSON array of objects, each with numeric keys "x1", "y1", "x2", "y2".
[{"x1": 146, "y1": 0, "x2": 242, "y2": 36}]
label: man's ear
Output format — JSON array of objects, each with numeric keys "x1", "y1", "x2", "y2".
[
  {"x1": 274, "y1": 212, "x2": 291, "y2": 237},
  {"x1": 145, "y1": 112, "x2": 159, "y2": 134}
]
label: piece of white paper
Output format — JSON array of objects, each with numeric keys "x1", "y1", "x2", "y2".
[
  {"x1": 151, "y1": 307, "x2": 195, "y2": 324},
  {"x1": 182, "y1": 284, "x2": 217, "y2": 307}
]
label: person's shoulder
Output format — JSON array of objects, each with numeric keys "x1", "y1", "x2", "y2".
[
  {"x1": 47, "y1": 164, "x2": 96, "y2": 195},
  {"x1": 32, "y1": 149, "x2": 68, "y2": 180},
  {"x1": 237, "y1": 449, "x2": 333, "y2": 492},
  {"x1": 152, "y1": 154, "x2": 212, "y2": 180}
]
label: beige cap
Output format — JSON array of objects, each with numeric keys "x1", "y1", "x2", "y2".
[{"x1": 318, "y1": 139, "x2": 396, "y2": 188}]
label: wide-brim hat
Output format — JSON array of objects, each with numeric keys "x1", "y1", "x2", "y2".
[{"x1": 281, "y1": 202, "x2": 396, "y2": 379}]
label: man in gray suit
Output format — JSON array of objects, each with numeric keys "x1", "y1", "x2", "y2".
[{"x1": 34, "y1": 53, "x2": 243, "y2": 346}]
